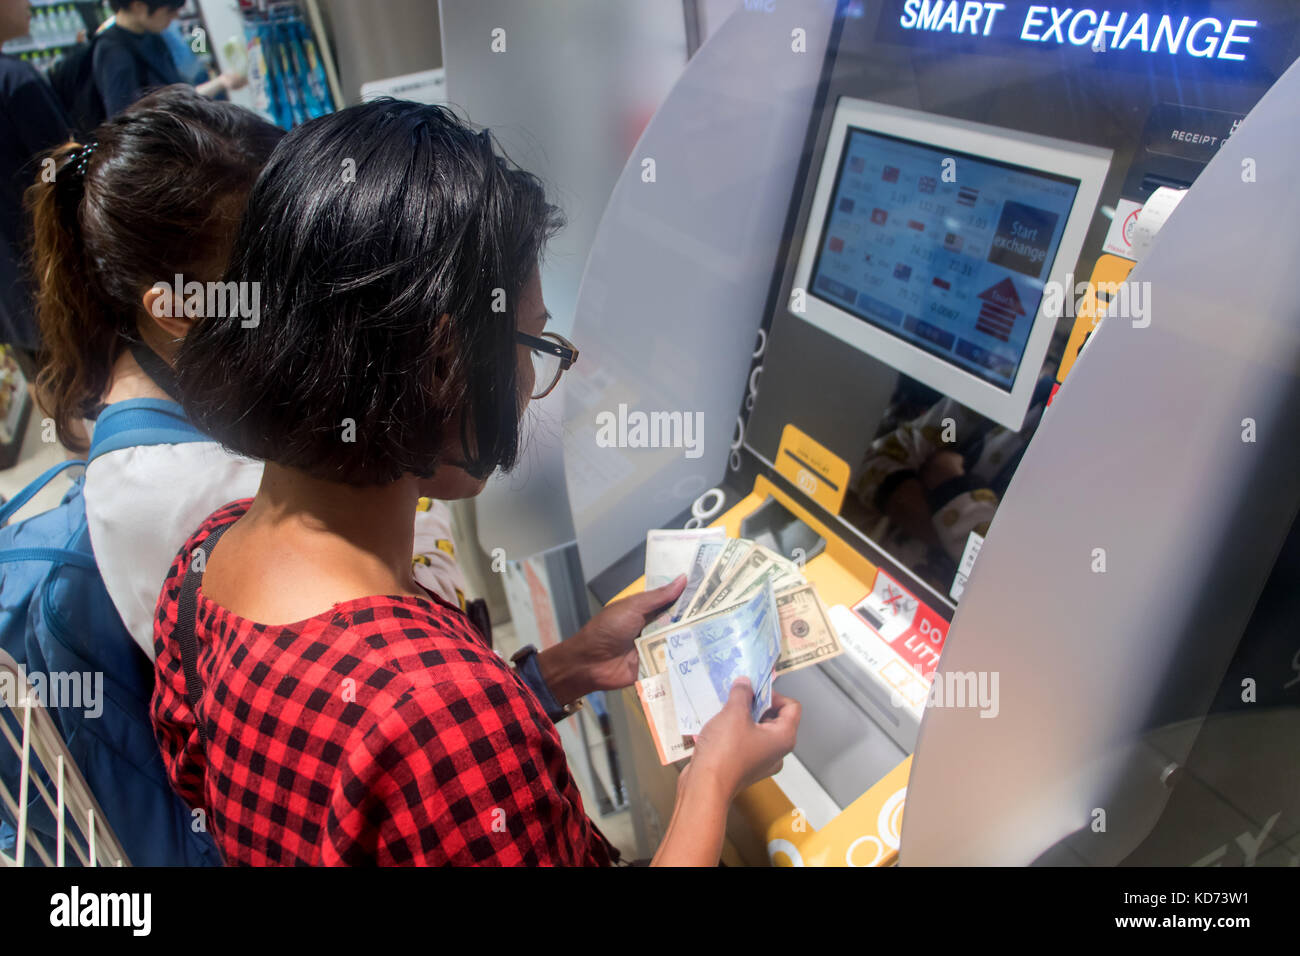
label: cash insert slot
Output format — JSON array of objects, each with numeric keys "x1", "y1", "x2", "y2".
[{"x1": 739, "y1": 496, "x2": 827, "y2": 564}]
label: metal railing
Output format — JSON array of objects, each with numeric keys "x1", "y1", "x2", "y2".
[{"x1": 0, "y1": 649, "x2": 129, "y2": 867}]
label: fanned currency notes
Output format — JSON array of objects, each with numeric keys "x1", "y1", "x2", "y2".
[
  {"x1": 698, "y1": 555, "x2": 800, "y2": 616},
  {"x1": 698, "y1": 546, "x2": 770, "y2": 613},
  {"x1": 668, "y1": 539, "x2": 725, "y2": 624},
  {"x1": 681, "y1": 538, "x2": 753, "y2": 618},
  {"x1": 698, "y1": 583, "x2": 779, "y2": 720},
  {"x1": 661, "y1": 582, "x2": 780, "y2": 732},
  {"x1": 632, "y1": 528, "x2": 843, "y2": 764}
]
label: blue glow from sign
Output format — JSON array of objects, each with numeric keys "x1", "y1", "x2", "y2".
[{"x1": 896, "y1": 2, "x2": 1260, "y2": 62}]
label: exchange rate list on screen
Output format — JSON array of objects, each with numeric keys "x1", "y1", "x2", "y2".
[{"x1": 810, "y1": 127, "x2": 1080, "y2": 393}]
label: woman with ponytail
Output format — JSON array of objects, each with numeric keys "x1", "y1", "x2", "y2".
[
  {"x1": 26, "y1": 85, "x2": 469, "y2": 660},
  {"x1": 28, "y1": 85, "x2": 279, "y2": 453}
]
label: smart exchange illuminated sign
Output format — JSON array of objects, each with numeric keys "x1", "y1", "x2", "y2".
[{"x1": 897, "y1": 2, "x2": 1259, "y2": 63}]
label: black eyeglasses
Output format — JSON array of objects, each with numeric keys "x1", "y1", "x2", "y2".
[{"x1": 516, "y1": 331, "x2": 579, "y2": 399}]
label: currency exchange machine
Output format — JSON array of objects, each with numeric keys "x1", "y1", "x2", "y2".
[{"x1": 562, "y1": 0, "x2": 1300, "y2": 865}]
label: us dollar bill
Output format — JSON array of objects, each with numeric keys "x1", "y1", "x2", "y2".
[
  {"x1": 664, "y1": 539, "x2": 726, "y2": 626},
  {"x1": 681, "y1": 538, "x2": 755, "y2": 618},
  {"x1": 698, "y1": 556, "x2": 803, "y2": 616},
  {"x1": 772, "y1": 583, "x2": 842, "y2": 675},
  {"x1": 637, "y1": 624, "x2": 674, "y2": 680},
  {"x1": 755, "y1": 544, "x2": 800, "y2": 576},
  {"x1": 695, "y1": 546, "x2": 770, "y2": 614}
]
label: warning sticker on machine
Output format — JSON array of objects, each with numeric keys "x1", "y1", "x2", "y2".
[
  {"x1": 852, "y1": 568, "x2": 948, "y2": 683},
  {"x1": 830, "y1": 605, "x2": 927, "y2": 728}
]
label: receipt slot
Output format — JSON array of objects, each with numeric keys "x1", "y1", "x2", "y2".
[{"x1": 566, "y1": 0, "x2": 1300, "y2": 865}]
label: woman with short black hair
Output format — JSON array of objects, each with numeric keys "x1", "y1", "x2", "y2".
[{"x1": 157, "y1": 99, "x2": 800, "y2": 866}]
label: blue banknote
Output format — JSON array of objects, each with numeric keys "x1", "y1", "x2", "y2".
[{"x1": 665, "y1": 582, "x2": 781, "y2": 730}]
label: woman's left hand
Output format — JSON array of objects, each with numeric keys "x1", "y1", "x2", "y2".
[{"x1": 538, "y1": 576, "x2": 687, "y2": 705}]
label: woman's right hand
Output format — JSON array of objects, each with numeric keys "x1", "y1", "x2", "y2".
[
  {"x1": 689, "y1": 679, "x2": 801, "y2": 799},
  {"x1": 650, "y1": 680, "x2": 801, "y2": 865}
]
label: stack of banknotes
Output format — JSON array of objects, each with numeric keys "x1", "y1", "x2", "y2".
[{"x1": 633, "y1": 528, "x2": 843, "y2": 764}]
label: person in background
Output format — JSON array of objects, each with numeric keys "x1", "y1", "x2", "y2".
[
  {"x1": 0, "y1": 0, "x2": 68, "y2": 365},
  {"x1": 160, "y1": 100, "x2": 800, "y2": 866},
  {"x1": 851, "y1": 374, "x2": 1054, "y2": 589},
  {"x1": 94, "y1": 0, "x2": 245, "y2": 119},
  {"x1": 160, "y1": 18, "x2": 209, "y2": 88},
  {"x1": 25, "y1": 86, "x2": 467, "y2": 660}
]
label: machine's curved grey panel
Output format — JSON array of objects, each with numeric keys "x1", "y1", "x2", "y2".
[
  {"x1": 563, "y1": 0, "x2": 837, "y2": 579},
  {"x1": 441, "y1": 0, "x2": 690, "y2": 562},
  {"x1": 900, "y1": 61, "x2": 1300, "y2": 866}
]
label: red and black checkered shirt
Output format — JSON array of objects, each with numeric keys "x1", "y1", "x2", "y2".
[{"x1": 151, "y1": 500, "x2": 617, "y2": 866}]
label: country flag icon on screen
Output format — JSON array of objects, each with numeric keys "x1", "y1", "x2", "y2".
[
  {"x1": 975, "y1": 277, "x2": 1026, "y2": 343},
  {"x1": 918, "y1": 176, "x2": 937, "y2": 194},
  {"x1": 829, "y1": 236, "x2": 845, "y2": 253},
  {"x1": 882, "y1": 166, "x2": 900, "y2": 183},
  {"x1": 871, "y1": 208, "x2": 888, "y2": 225},
  {"x1": 957, "y1": 186, "x2": 979, "y2": 207},
  {"x1": 850, "y1": 156, "x2": 865, "y2": 174}
]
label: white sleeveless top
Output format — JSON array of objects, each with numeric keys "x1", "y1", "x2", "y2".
[{"x1": 84, "y1": 440, "x2": 468, "y2": 660}]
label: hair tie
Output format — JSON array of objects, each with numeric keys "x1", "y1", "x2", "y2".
[{"x1": 66, "y1": 141, "x2": 99, "y2": 182}]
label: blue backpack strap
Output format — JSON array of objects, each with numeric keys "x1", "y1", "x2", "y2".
[
  {"x1": 88, "y1": 398, "x2": 208, "y2": 463},
  {"x1": 0, "y1": 546, "x2": 97, "y2": 570},
  {"x1": 0, "y1": 401, "x2": 205, "y2": 527},
  {"x1": 0, "y1": 460, "x2": 87, "y2": 526}
]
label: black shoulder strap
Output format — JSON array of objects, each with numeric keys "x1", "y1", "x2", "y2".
[
  {"x1": 176, "y1": 523, "x2": 231, "y2": 744},
  {"x1": 127, "y1": 339, "x2": 183, "y2": 402}
]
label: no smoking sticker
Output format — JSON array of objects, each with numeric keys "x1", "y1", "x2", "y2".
[
  {"x1": 854, "y1": 568, "x2": 918, "y2": 643},
  {"x1": 853, "y1": 568, "x2": 948, "y2": 682}
]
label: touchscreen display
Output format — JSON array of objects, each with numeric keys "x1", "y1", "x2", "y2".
[{"x1": 810, "y1": 127, "x2": 1081, "y2": 392}]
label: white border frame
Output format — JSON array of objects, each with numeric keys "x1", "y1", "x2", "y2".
[{"x1": 791, "y1": 97, "x2": 1113, "y2": 431}]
